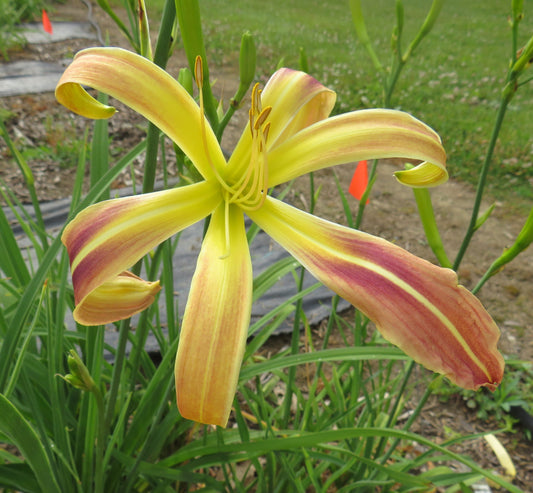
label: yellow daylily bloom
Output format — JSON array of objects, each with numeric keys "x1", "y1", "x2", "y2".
[{"x1": 56, "y1": 47, "x2": 503, "y2": 427}]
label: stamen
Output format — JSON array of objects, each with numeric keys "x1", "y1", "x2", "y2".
[
  {"x1": 219, "y1": 195, "x2": 230, "y2": 260},
  {"x1": 254, "y1": 107, "x2": 272, "y2": 130},
  {"x1": 194, "y1": 56, "x2": 240, "y2": 199}
]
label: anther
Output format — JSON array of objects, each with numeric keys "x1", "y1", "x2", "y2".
[{"x1": 254, "y1": 106, "x2": 272, "y2": 131}]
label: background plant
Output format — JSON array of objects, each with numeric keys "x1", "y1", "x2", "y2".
[{"x1": 0, "y1": 0, "x2": 50, "y2": 59}]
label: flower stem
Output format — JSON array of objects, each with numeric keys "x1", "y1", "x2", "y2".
[
  {"x1": 93, "y1": 386, "x2": 106, "y2": 493},
  {"x1": 281, "y1": 266, "x2": 306, "y2": 428},
  {"x1": 452, "y1": 96, "x2": 510, "y2": 270},
  {"x1": 142, "y1": 0, "x2": 176, "y2": 194}
]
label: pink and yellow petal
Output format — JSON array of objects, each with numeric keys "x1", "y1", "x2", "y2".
[
  {"x1": 227, "y1": 68, "x2": 335, "y2": 178},
  {"x1": 249, "y1": 198, "x2": 504, "y2": 390},
  {"x1": 63, "y1": 180, "x2": 221, "y2": 308},
  {"x1": 73, "y1": 271, "x2": 161, "y2": 326},
  {"x1": 175, "y1": 204, "x2": 252, "y2": 427},
  {"x1": 55, "y1": 47, "x2": 225, "y2": 180},
  {"x1": 266, "y1": 109, "x2": 447, "y2": 188}
]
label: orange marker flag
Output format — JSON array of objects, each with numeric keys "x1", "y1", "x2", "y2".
[
  {"x1": 349, "y1": 160, "x2": 369, "y2": 204},
  {"x1": 42, "y1": 10, "x2": 53, "y2": 35}
]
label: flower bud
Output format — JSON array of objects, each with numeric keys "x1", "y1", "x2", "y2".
[
  {"x1": 493, "y1": 206, "x2": 533, "y2": 269},
  {"x1": 403, "y1": 0, "x2": 444, "y2": 61},
  {"x1": 138, "y1": 0, "x2": 153, "y2": 60},
  {"x1": 511, "y1": 35, "x2": 533, "y2": 77},
  {"x1": 232, "y1": 32, "x2": 256, "y2": 107},
  {"x1": 65, "y1": 350, "x2": 96, "y2": 392},
  {"x1": 299, "y1": 47, "x2": 309, "y2": 73}
]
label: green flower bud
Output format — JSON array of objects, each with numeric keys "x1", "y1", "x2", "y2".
[
  {"x1": 299, "y1": 47, "x2": 309, "y2": 73},
  {"x1": 349, "y1": 0, "x2": 383, "y2": 72},
  {"x1": 475, "y1": 206, "x2": 533, "y2": 292},
  {"x1": 239, "y1": 32, "x2": 256, "y2": 90},
  {"x1": 510, "y1": 34, "x2": 533, "y2": 78},
  {"x1": 64, "y1": 350, "x2": 96, "y2": 392},
  {"x1": 404, "y1": 0, "x2": 444, "y2": 61},
  {"x1": 138, "y1": 0, "x2": 153, "y2": 60},
  {"x1": 494, "y1": 206, "x2": 533, "y2": 268},
  {"x1": 232, "y1": 32, "x2": 256, "y2": 107}
]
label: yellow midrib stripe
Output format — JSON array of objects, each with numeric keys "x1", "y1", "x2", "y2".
[{"x1": 338, "y1": 252, "x2": 491, "y2": 379}]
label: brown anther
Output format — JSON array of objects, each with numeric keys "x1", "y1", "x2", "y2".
[
  {"x1": 248, "y1": 108, "x2": 254, "y2": 136},
  {"x1": 254, "y1": 106, "x2": 272, "y2": 131}
]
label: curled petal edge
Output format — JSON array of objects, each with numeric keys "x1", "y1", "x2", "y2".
[
  {"x1": 73, "y1": 271, "x2": 161, "y2": 326},
  {"x1": 63, "y1": 181, "x2": 221, "y2": 316},
  {"x1": 55, "y1": 47, "x2": 225, "y2": 180},
  {"x1": 266, "y1": 109, "x2": 447, "y2": 188}
]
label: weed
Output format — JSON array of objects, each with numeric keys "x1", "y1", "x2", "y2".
[{"x1": 435, "y1": 361, "x2": 533, "y2": 438}]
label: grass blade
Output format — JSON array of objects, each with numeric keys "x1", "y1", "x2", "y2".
[{"x1": 0, "y1": 393, "x2": 61, "y2": 493}]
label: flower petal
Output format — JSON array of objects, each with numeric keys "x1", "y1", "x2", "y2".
[
  {"x1": 261, "y1": 68, "x2": 337, "y2": 147},
  {"x1": 227, "y1": 68, "x2": 335, "y2": 178},
  {"x1": 55, "y1": 47, "x2": 225, "y2": 180},
  {"x1": 74, "y1": 271, "x2": 161, "y2": 325},
  {"x1": 249, "y1": 198, "x2": 504, "y2": 390},
  {"x1": 62, "y1": 181, "x2": 221, "y2": 316},
  {"x1": 266, "y1": 109, "x2": 447, "y2": 188},
  {"x1": 175, "y1": 204, "x2": 252, "y2": 427}
]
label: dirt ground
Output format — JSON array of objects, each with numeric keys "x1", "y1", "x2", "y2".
[{"x1": 1, "y1": 0, "x2": 532, "y2": 490}]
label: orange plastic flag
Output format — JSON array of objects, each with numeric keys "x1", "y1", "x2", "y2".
[
  {"x1": 42, "y1": 10, "x2": 53, "y2": 35},
  {"x1": 349, "y1": 160, "x2": 369, "y2": 204}
]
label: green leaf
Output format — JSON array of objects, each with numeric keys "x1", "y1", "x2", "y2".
[
  {"x1": 240, "y1": 346, "x2": 408, "y2": 381},
  {"x1": 0, "y1": 139, "x2": 146, "y2": 391},
  {"x1": 0, "y1": 463, "x2": 42, "y2": 493},
  {"x1": 0, "y1": 394, "x2": 61, "y2": 493},
  {"x1": 0, "y1": 201, "x2": 30, "y2": 288},
  {"x1": 252, "y1": 256, "x2": 299, "y2": 302}
]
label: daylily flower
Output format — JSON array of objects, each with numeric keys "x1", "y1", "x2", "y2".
[{"x1": 56, "y1": 47, "x2": 504, "y2": 427}]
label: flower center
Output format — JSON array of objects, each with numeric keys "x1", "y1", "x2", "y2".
[{"x1": 195, "y1": 57, "x2": 271, "y2": 213}]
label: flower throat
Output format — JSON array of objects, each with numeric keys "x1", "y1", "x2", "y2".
[{"x1": 195, "y1": 56, "x2": 271, "y2": 212}]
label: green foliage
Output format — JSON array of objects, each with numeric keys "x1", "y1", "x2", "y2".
[{"x1": 435, "y1": 362, "x2": 533, "y2": 438}]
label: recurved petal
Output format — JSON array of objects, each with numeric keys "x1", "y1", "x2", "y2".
[
  {"x1": 266, "y1": 109, "x2": 447, "y2": 188},
  {"x1": 62, "y1": 181, "x2": 221, "y2": 317},
  {"x1": 249, "y1": 198, "x2": 504, "y2": 390},
  {"x1": 261, "y1": 68, "x2": 337, "y2": 148},
  {"x1": 73, "y1": 271, "x2": 161, "y2": 325},
  {"x1": 227, "y1": 68, "x2": 335, "y2": 176},
  {"x1": 175, "y1": 204, "x2": 253, "y2": 427},
  {"x1": 55, "y1": 47, "x2": 225, "y2": 180}
]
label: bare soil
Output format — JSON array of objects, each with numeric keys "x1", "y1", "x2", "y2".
[{"x1": 1, "y1": 0, "x2": 532, "y2": 490}]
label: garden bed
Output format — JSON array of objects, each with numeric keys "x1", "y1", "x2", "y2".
[{"x1": 1, "y1": 0, "x2": 532, "y2": 489}]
